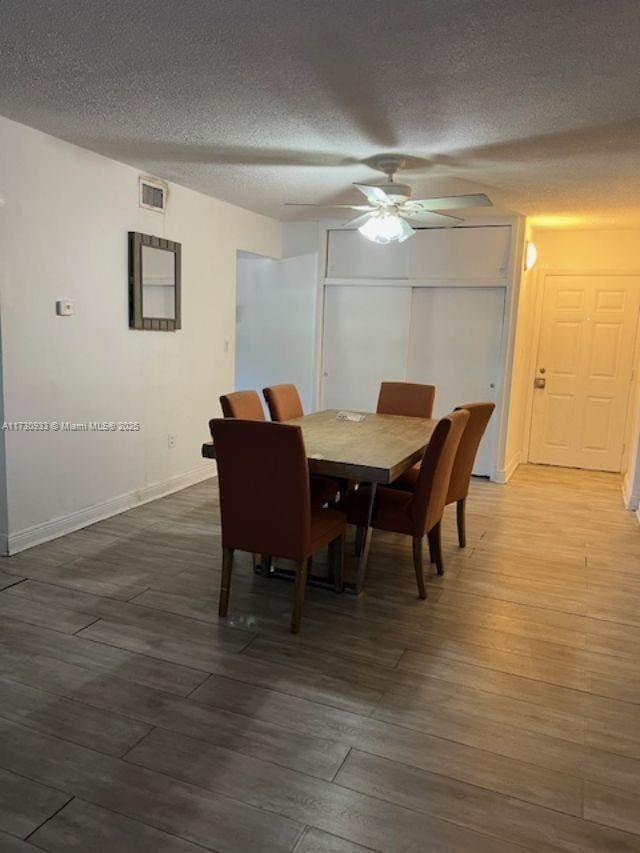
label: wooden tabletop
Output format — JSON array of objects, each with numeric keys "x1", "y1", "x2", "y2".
[{"x1": 202, "y1": 409, "x2": 436, "y2": 484}]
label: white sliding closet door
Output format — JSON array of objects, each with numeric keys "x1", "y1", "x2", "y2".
[
  {"x1": 407, "y1": 288, "x2": 505, "y2": 476},
  {"x1": 322, "y1": 285, "x2": 412, "y2": 411}
]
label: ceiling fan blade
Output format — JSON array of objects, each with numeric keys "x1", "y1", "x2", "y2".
[
  {"x1": 343, "y1": 212, "x2": 374, "y2": 229},
  {"x1": 407, "y1": 193, "x2": 492, "y2": 211},
  {"x1": 402, "y1": 210, "x2": 463, "y2": 227},
  {"x1": 285, "y1": 203, "x2": 374, "y2": 210},
  {"x1": 353, "y1": 183, "x2": 392, "y2": 205}
]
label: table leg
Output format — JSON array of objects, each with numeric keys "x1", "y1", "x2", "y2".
[{"x1": 353, "y1": 482, "x2": 377, "y2": 594}]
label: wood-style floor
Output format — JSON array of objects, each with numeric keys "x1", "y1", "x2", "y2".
[{"x1": 1, "y1": 465, "x2": 640, "y2": 852}]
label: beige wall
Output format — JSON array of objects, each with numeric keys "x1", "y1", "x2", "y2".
[
  {"x1": 533, "y1": 230, "x2": 640, "y2": 271},
  {"x1": 506, "y1": 226, "x2": 640, "y2": 505}
]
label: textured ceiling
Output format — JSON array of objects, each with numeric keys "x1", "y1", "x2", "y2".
[{"x1": 2, "y1": 0, "x2": 640, "y2": 225}]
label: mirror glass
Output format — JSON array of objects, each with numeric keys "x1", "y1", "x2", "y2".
[{"x1": 141, "y1": 245, "x2": 176, "y2": 320}]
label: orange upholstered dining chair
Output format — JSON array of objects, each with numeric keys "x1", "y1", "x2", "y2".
[
  {"x1": 393, "y1": 402, "x2": 495, "y2": 548},
  {"x1": 263, "y1": 383, "x2": 339, "y2": 508},
  {"x1": 210, "y1": 419, "x2": 347, "y2": 633},
  {"x1": 340, "y1": 410, "x2": 468, "y2": 595},
  {"x1": 376, "y1": 381, "x2": 436, "y2": 419},
  {"x1": 220, "y1": 390, "x2": 265, "y2": 421},
  {"x1": 263, "y1": 383, "x2": 304, "y2": 421}
]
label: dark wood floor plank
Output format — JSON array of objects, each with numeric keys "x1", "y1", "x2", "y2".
[
  {"x1": 0, "y1": 646, "x2": 348, "y2": 780},
  {"x1": 29, "y1": 798, "x2": 212, "y2": 852},
  {"x1": 77, "y1": 618, "x2": 251, "y2": 671},
  {"x1": 6, "y1": 579, "x2": 255, "y2": 648},
  {"x1": 0, "y1": 594, "x2": 98, "y2": 635},
  {"x1": 0, "y1": 831, "x2": 42, "y2": 852},
  {"x1": 293, "y1": 827, "x2": 379, "y2": 852},
  {"x1": 0, "y1": 766, "x2": 71, "y2": 838},
  {"x1": 130, "y1": 587, "x2": 406, "y2": 668},
  {"x1": 0, "y1": 677, "x2": 152, "y2": 756},
  {"x1": 0, "y1": 557, "x2": 150, "y2": 601},
  {"x1": 0, "y1": 571, "x2": 24, "y2": 592},
  {"x1": 0, "y1": 618, "x2": 208, "y2": 696},
  {"x1": 0, "y1": 719, "x2": 301, "y2": 853},
  {"x1": 336, "y1": 749, "x2": 640, "y2": 853},
  {"x1": 125, "y1": 727, "x2": 526, "y2": 853},
  {"x1": 191, "y1": 674, "x2": 583, "y2": 814}
]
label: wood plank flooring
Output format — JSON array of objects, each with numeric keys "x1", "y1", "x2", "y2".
[{"x1": 1, "y1": 464, "x2": 640, "y2": 851}]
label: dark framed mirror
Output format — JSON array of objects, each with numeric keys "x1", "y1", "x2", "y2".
[{"x1": 129, "y1": 232, "x2": 182, "y2": 331}]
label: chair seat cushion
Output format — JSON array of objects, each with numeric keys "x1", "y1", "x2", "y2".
[
  {"x1": 310, "y1": 475, "x2": 339, "y2": 508},
  {"x1": 310, "y1": 507, "x2": 347, "y2": 552},
  {"x1": 339, "y1": 485, "x2": 414, "y2": 536}
]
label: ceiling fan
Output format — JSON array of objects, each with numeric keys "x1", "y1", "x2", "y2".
[{"x1": 286, "y1": 156, "x2": 492, "y2": 244}]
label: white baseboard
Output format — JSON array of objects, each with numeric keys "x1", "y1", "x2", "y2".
[
  {"x1": 4, "y1": 464, "x2": 216, "y2": 556},
  {"x1": 493, "y1": 452, "x2": 521, "y2": 485}
]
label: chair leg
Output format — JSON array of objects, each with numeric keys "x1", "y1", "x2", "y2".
[
  {"x1": 354, "y1": 525, "x2": 366, "y2": 556},
  {"x1": 428, "y1": 521, "x2": 444, "y2": 575},
  {"x1": 456, "y1": 498, "x2": 467, "y2": 548},
  {"x1": 412, "y1": 536, "x2": 427, "y2": 599},
  {"x1": 291, "y1": 558, "x2": 309, "y2": 634},
  {"x1": 329, "y1": 534, "x2": 345, "y2": 593},
  {"x1": 261, "y1": 554, "x2": 273, "y2": 575},
  {"x1": 219, "y1": 547, "x2": 234, "y2": 616}
]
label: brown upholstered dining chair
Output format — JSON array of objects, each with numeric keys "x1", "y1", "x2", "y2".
[
  {"x1": 220, "y1": 390, "x2": 265, "y2": 421},
  {"x1": 339, "y1": 410, "x2": 468, "y2": 595},
  {"x1": 210, "y1": 418, "x2": 347, "y2": 633},
  {"x1": 376, "y1": 381, "x2": 436, "y2": 419},
  {"x1": 263, "y1": 383, "x2": 339, "y2": 508},
  {"x1": 263, "y1": 383, "x2": 304, "y2": 421},
  {"x1": 393, "y1": 402, "x2": 495, "y2": 548}
]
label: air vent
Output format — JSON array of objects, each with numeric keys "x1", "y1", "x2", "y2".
[{"x1": 139, "y1": 176, "x2": 167, "y2": 212}]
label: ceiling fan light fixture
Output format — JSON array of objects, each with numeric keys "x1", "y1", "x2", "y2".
[{"x1": 358, "y1": 212, "x2": 413, "y2": 244}]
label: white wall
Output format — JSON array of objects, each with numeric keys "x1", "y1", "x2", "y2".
[
  {"x1": 0, "y1": 115, "x2": 280, "y2": 552},
  {"x1": 235, "y1": 221, "x2": 318, "y2": 411},
  {"x1": 0, "y1": 335, "x2": 7, "y2": 543}
]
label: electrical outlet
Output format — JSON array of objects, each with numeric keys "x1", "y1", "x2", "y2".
[{"x1": 167, "y1": 433, "x2": 177, "y2": 449}]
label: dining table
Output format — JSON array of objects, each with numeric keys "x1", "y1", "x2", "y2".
[{"x1": 202, "y1": 408, "x2": 437, "y2": 592}]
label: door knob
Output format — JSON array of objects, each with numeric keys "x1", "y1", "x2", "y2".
[{"x1": 534, "y1": 377, "x2": 546, "y2": 389}]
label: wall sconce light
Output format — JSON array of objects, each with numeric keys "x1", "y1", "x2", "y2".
[{"x1": 524, "y1": 241, "x2": 538, "y2": 271}]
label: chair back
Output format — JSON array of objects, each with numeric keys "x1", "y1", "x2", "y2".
[
  {"x1": 210, "y1": 419, "x2": 311, "y2": 559},
  {"x1": 376, "y1": 382, "x2": 435, "y2": 419},
  {"x1": 263, "y1": 384, "x2": 304, "y2": 421},
  {"x1": 220, "y1": 390, "x2": 265, "y2": 421},
  {"x1": 410, "y1": 410, "x2": 469, "y2": 534},
  {"x1": 447, "y1": 402, "x2": 495, "y2": 503}
]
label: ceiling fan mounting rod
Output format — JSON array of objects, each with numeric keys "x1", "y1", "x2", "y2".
[{"x1": 376, "y1": 156, "x2": 406, "y2": 181}]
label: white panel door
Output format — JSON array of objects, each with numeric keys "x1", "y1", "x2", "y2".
[
  {"x1": 529, "y1": 275, "x2": 640, "y2": 472},
  {"x1": 407, "y1": 288, "x2": 505, "y2": 476},
  {"x1": 326, "y1": 230, "x2": 410, "y2": 279},
  {"x1": 410, "y1": 226, "x2": 511, "y2": 280},
  {"x1": 322, "y1": 285, "x2": 412, "y2": 411}
]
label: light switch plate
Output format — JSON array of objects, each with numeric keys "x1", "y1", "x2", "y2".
[{"x1": 56, "y1": 300, "x2": 75, "y2": 316}]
